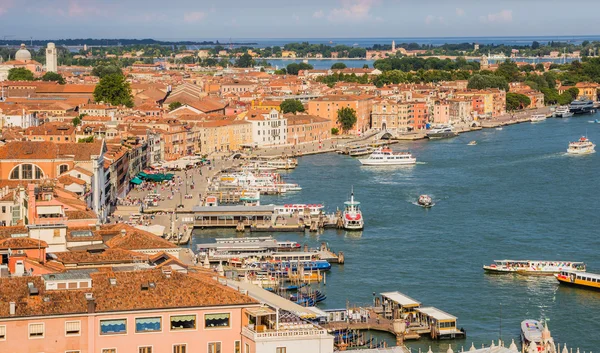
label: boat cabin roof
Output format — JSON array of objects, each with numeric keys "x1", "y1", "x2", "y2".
[
  {"x1": 416, "y1": 307, "x2": 456, "y2": 321},
  {"x1": 494, "y1": 260, "x2": 584, "y2": 264},
  {"x1": 381, "y1": 291, "x2": 421, "y2": 307},
  {"x1": 561, "y1": 270, "x2": 600, "y2": 279},
  {"x1": 344, "y1": 201, "x2": 360, "y2": 205}
]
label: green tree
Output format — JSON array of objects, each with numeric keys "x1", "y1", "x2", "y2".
[
  {"x1": 535, "y1": 63, "x2": 545, "y2": 72},
  {"x1": 495, "y1": 60, "x2": 521, "y2": 82},
  {"x1": 506, "y1": 92, "x2": 531, "y2": 111},
  {"x1": 72, "y1": 116, "x2": 82, "y2": 127},
  {"x1": 467, "y1": 74, "x2": 509, "y2": 91},
  {"x1": 41, "y1": 71, "x2": 65, "y2": 84},
  {"x1": 557, "y1": 92, "x2": 573, "y2": 105},
  {"x1": 93, "y1": 73, "x2": 134, "y2": 108},
  {"x1": 532, "y1": 41, "x2": 540, "y2": 49},
  {"x1": 78, "y1": 136, "x2": 95, "y2": 143},
  {"x1": 567, "y1": 87, "x2": 580, "y2": 100},
  {"x1": 8, "y1": 67, "x2": 34, "y2": 81},
  {"x1": 337, "y1": 107, "x2": 357, "y2": 133},
  {"x1": 286, "y1": 62, "x2": 313, "y2": 75},
  {"x1": 362, "y1": 64, "x2": 369, "y2": 69},
  {"x1": 235, "y1": 53, "x2": 254, "y2": 68},
  {"x1": 331, "y1": 128, "x2": 339, "y2": 135},
  {"x1": 169, "y1": 101, "x2": 183, "y2": 111},
  {"x1": 91, "y1": 64, "x2": 122, "y2": 78},
  {"x1": 280, "y1": 99, "x2": 305, "y2": 114},
  {"x1": 331, "y1": 62, "x2": 347, "y2": 69}
]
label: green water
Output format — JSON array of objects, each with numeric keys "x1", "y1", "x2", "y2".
[{"x1": 192, "y1": 116, "x2": 600, "y2": 351}]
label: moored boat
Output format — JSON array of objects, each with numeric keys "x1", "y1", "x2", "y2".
[
  {"x1": 554, "y1": 105, "x2": 574, "y2": 118},
  {"x1": 530, "y1": 114, "x2": 547, "y2": 123},
  {"x1": 467, "y1": 140, "x2": 477, "y2": 146},
  {"x1": 567, "y1": 136, "x2": 595, "y2": 154},
  {"x1": 569, "y1": 98, "x2": 594, "y2": 114},
  {"x1": 521, "y1": 320, "x2": 556, "y2": 353},
  {"x1": 359, "y1": 147, "x2": 416, "y2": 166},
  {"x1": 556, "y1": 270, "x2": 600, "y2": 291},
  {"x1": 483, "y1": 260, "x2": 586, "y2": 275},
  {"x1": 348, "y1": 146, "x2": 374, "y2": 157},
  {"x1": 427, "y1": 126, "x2": 458, "y2": 139}
]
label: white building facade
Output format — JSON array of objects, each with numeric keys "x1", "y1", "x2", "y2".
[
  {"x1": 246, "y1": 109, "x2": 288, "y2": 147},
  {"x1": 45, "y1": 42, "x2": 58, "y2": 73}
]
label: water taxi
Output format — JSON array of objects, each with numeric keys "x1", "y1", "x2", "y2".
[
  {"x1": 567, "y1": 136, "x2": 595, "y2": 154},
  {"x1": 359, "y1": 147, "x2": 416, "y2": 166},
  {"x1": 483, "y1": 260, "x2": 586, "y2": 275},
  {"x1": 467, "y1": 141, "x2": 477, "y2": 146},
  {"x1": 556, "y1": 270, "x2": 600, "y2": 291},
  {"x1": 343, "y1": 190, "x2": 363, "y2": 230},
  {"x1": 530, "y1": 114, "x2": 547, "y2": 122},
  {"x1": 496, "y1": 127, "x2": 503, "y2": 131},
  {"x1": 418, "y1": 195, "x2": 434, "y2": 208},
  {"x1": 262, "y1": 158, "x2": 298, "y2": 170}
]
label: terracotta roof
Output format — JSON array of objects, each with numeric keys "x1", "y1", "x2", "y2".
[
  {"x1": 65, "y1": 227, "x2": 104, "y2": 242},
  {"x1": 0, "y1": 268, "x2": 257, "y2": 318},
  {"x1": 0, "y1": 226, "x2": 28, "y2": 239},
  {"x1": 52, "y1": 248, "x2": 147, "y2": 265},
  {"x1": 65, "y1": 210, "x2": 97, "y2": 220},
  {"x1": 58, "y1": 175, "x2": 87, "y2": 186},
  {"x1": 0, "y1": 237, "x2": 47, "y2": 250},
  {"x1": 105, "y1": 224, "x2": 178, "y2": 250}
]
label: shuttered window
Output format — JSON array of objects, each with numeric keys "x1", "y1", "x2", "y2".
[
  {"x1": 0, "y1": 325, "x2": 6, "y2": 340},
  {"x1": 28, "y1": 323, "x2": 44, "y2": 338},
  {"x1": 173, "y1": 345, "x2": 186, "y2": 353},
  {"x1": 65, "y1": 321, "x2": 81, "y2": 335}
]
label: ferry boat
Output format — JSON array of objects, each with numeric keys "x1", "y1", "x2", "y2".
[
  {"x1": 418, "y1": 195, "x2": 433, "y2": 208},
  {"x1": 427, "y1": 126, "x2": 458, "y2": 139},
  {"x1": 348, "y1": 146, "x2": 374, "y2": 157},
  {"x1": 530, "y1": 114, "x2": 547, "y2": 123},
  {"x1": 359, "y1": 147, "x2": 416, "y2": 166},
  {"x1": 343, "y1": 190, "x2": 363, "y2": 230},
  {"x1": 483, "y1": 260, "x2": 586, "y2": 275},
  {"x1": 553, "y1": 106, "x2": 574, "y2": 118},
  {"x1": 569, "y1": 98, "x2": 594, "y2": 114},
  {"x1": 262, "y1": 158, "x2": 298, "y2": 170},
  {"x1": 556, "y1": 270, "x2": 600, "y2": 291},
  {"x1": 567, "y1": 136, "x2": 595, "y2": 154}
]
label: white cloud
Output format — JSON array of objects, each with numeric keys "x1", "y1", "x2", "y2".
[
  {"x1": 0, "y1": 0, "x2": 13, "y2": 16},
  {"x1": 184, "y1": 11, "x2": 206, "y2": 23},
  {"x1": 425, "y1": 14, "x2": 435, "y2": 25},
  {"x1": 313, "y1": 9, "x2": 324, "y2": 18},
  {"x1": 327, "y1": 0, "x2": 380, "y2": 22},
  {"x1": 456, "y1": 8, "x2": 465, "y2": 16},
  {"x1": 480, "y1": 9, "x2": 512, "y2": 23}
]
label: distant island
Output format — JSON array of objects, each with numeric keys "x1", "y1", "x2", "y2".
[{"x1": 0, "y1": 39, "x2": 257, "y2": 46}]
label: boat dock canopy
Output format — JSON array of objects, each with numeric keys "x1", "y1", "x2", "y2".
[
  {"x1": 416, "y1": 307, "x2": 456, "y2": 321},
  {"x1": 381, "y1": 291, "x2": 421, "y2": 307},
  {"x1": 192, "y1": 205, "x2": 276, "y2": 213},
  {"x1": 227, "y1": 279, "x2": 326, "y2": 319}
]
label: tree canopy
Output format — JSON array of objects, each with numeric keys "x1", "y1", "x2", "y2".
[
  {"x1": 91, "y1": 64, "x2": 123, "y2": 78},
  {"x1": 8, "y1": 67, "x2": 34, "y2": 81},
  {"x1": 331, "y1": 62, "x2": 347, "y2": 69},
  {"x1": 337, "y1": 107, "x2": 357, "y2": 133},
  {"x1": 286, "y1": 62, "x2": 313, "y2": 75},
  {"x1": 467, "y1": 74, "x2": 509, "y2": 91},
  {"x1": 93, "y1": 73, "x2": 134, "y2": 108},
  {"x1": 169, "y1": 102, "x2": 183, "y2": 111},
  {"x1": 506, "y1": 93, "x2": 531, "y2": 111},
  {"x1": 235, "y1": 53, "x2": 254, "y2": 68},
  {"x1": 41, "y1": 71, "x2": 65, "y2": 84},
  {"x1": 280, "y1": 99, "x2": 305, "y2": 114}
]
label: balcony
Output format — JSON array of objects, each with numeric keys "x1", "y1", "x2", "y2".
[{"x1": 242, "y1": 326, "x2": 328, "y2": 341}]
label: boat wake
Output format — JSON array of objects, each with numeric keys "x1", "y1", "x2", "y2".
[{"x1": 415, "y1": 161, "x2": 428, "y2": 165}]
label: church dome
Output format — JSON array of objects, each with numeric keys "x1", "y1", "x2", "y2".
[{"x1": 15, "y1": 44, "x2": 31, "y2": 61}]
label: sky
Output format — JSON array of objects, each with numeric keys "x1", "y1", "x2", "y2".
[{"x1": 1, "y1": 0, "x2": 600, "y2": 40}]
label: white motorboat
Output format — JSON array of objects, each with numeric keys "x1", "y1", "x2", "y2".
[
  {"x1": 530, "y1": 114, "x2": 547, "y2": 123},
  {"x1": 359, "y1": 147, "x2": 416, "y2": 166},
  {"x1": 467, "y1": 141, "x2": 477, "y2": 146},
  {"x1": 483, "y1": 260, "x2": 586, "y2": 275},
  {"x1": 417, "y1": 195, "x2": 433, "y2": 208},
  {"x1": 567, "y1": 136, "x2": 595, "y2": 154},
  {"x1": 521, "y1": 320, "x2": 556, "y2": 353},
  {"x1": 348, "y1": 146, "x2": 374, "y2": 157},
  {"x1": 342, "y1": 190, "x2": 363, "y2": 230},
  {"x1": 496, "y1": 127, "x2": 503, "y2": 130},
  {"x1": 553, "y1": 105, "x2": 573, "y2": 118},
  {"x1": 427, "y1": 125, "x2": 458, "y2": 139}
]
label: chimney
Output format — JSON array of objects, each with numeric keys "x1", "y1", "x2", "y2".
[
  {"x1": 9, "y1": 302, "x2": 15, "y2": 315},
  {"x1": 86, "y1": 295, "x2": 96, "y2": 313}
]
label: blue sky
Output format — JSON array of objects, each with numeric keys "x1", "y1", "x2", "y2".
[{"x1": 1, "y1": 0, "x2": 599, "y2": 39}]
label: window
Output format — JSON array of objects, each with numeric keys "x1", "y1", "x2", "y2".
[
  {"x1": 10, "y1": 166, "x2": 19, "y2": 179},
  {"x1": 1, "y1": 206, "x2": 5, "y2": 213},
  {"x1": 170, "y1": 315, "x2": 196, "y2": 330},
  {"x1": 102, "y1": 350, "x2": 116, "y2": 353},
  {"x1": 29, "y1": 323, "x2": 44, "y2": 338},
  {"x1": 173, "y1": 345, "x2": 187, "y2": 353},
  {"x1": 65, "y1": 321, "x2": 80, "y2": 336},
  {"x1": 136, "y1": 317, "x2": 161, "y2": 333},
  {"x1": 59, "y1": 165, "x2": 68, "y2": 174},
  {"x1": 208, "y1": 342, "x2": 221, "y2": 353},
  {"x1": 66, "y1": 351, "x2": 81, "y2": 353},
  {"x1": 0, "y1": 325, "x2": 5, "y2": 340},
  {"x1": 276, "y1": 348, "x2": 286, "y2": 353},
  {"x1": 100, "y1": 319, "x2": 127, "y2": 335},
  {"x1": 139, "y1": 347, "x2": 152, "y2": 353},
  {"x1": 205, "y1": 313, "x2": 230, "y2": 328},
  {"x1": 234, "y1": 341, "x2": 240, "y2": 353},
  {"x1": 245, "y1": 343, "x2": 250, "y2": 353}
]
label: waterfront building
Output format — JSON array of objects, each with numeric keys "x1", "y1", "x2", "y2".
[
  {"x1": 240, "y1": 109, "x2": 288, "y2": 147},
  {"x1": 285, "y1": 113, "x2": 331, "y2": 144},
  {"x1": 45, "y1": 43, "x2": 58, "y2": 73},
  {"x1": 307, "y1": 95, "x2": 373, "y2": 135},
  {"x1": 432, "y1": 101, "x2": 450, "y2": 125}
]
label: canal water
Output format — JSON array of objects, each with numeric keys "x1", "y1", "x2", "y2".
[{"x1": 192, "y1": 115, "x2": 600, "y2": 351}]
